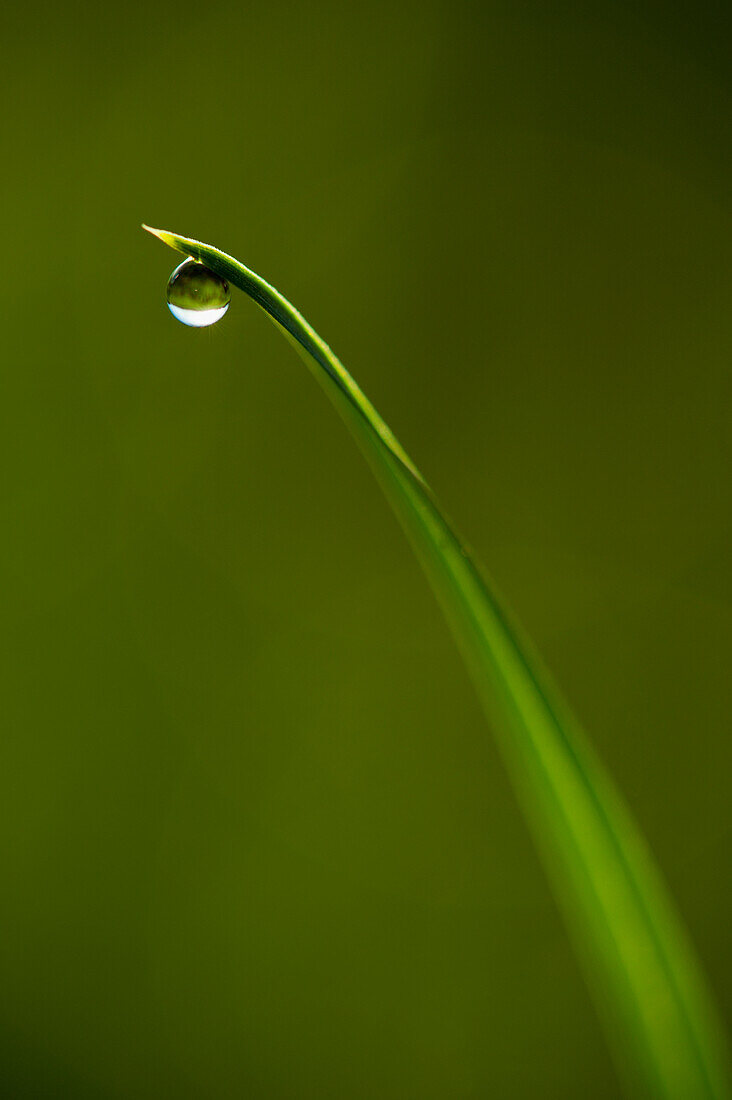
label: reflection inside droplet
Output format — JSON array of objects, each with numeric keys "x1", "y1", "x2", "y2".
[
  {"x1": 167, "y1": 303, "x2": 229, "y2": 327},
  {"x1": 166, "y1": 258, "x2": 231, "y2": 328}
]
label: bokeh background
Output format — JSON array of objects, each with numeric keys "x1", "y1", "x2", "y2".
[{"x1": 2, "y1": 1, "x2": 730, "y2": 1095}]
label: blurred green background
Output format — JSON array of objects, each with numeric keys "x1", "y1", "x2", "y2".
[{"x1": 2, "y1": 1, "x2": 730, "y2": 1095}]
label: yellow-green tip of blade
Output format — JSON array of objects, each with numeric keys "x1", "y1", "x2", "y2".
[{"x1": 142, "y1": 224, "x2": 183, "y2": 251}]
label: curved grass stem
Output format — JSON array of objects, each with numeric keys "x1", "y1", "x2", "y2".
[{"x1": 144, "y1": 224, "x2": 730, "y2": 1099}]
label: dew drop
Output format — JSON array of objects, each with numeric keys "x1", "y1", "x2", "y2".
[{"x1": 166, "y1": 258, "x2": 231, "y2": 327}]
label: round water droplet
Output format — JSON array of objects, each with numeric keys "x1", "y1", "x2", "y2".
[{"x1": 166, "y1": 259, "x2": 231, "y2": 327}]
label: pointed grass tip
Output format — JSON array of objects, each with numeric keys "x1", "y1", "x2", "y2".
[{"x1": 142, "y1": 223, "x2": 179, "y2": 250}]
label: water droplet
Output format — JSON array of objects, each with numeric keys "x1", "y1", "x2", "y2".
[{"x1": 166, "y1": 259, "x2": 231, "y2": 327}]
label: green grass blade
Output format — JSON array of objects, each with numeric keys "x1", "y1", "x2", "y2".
[{"x1": 144, "y1": 224, "x2": 729, "y2": 1099}]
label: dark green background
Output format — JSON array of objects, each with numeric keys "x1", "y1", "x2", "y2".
[{"x1": 2, "y1": 1, "x2": 730, "y2": 1095}]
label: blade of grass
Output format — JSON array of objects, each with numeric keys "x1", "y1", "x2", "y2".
[{"x1": 143, "y1": 224, "x2": 729, "y2": 1099}]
